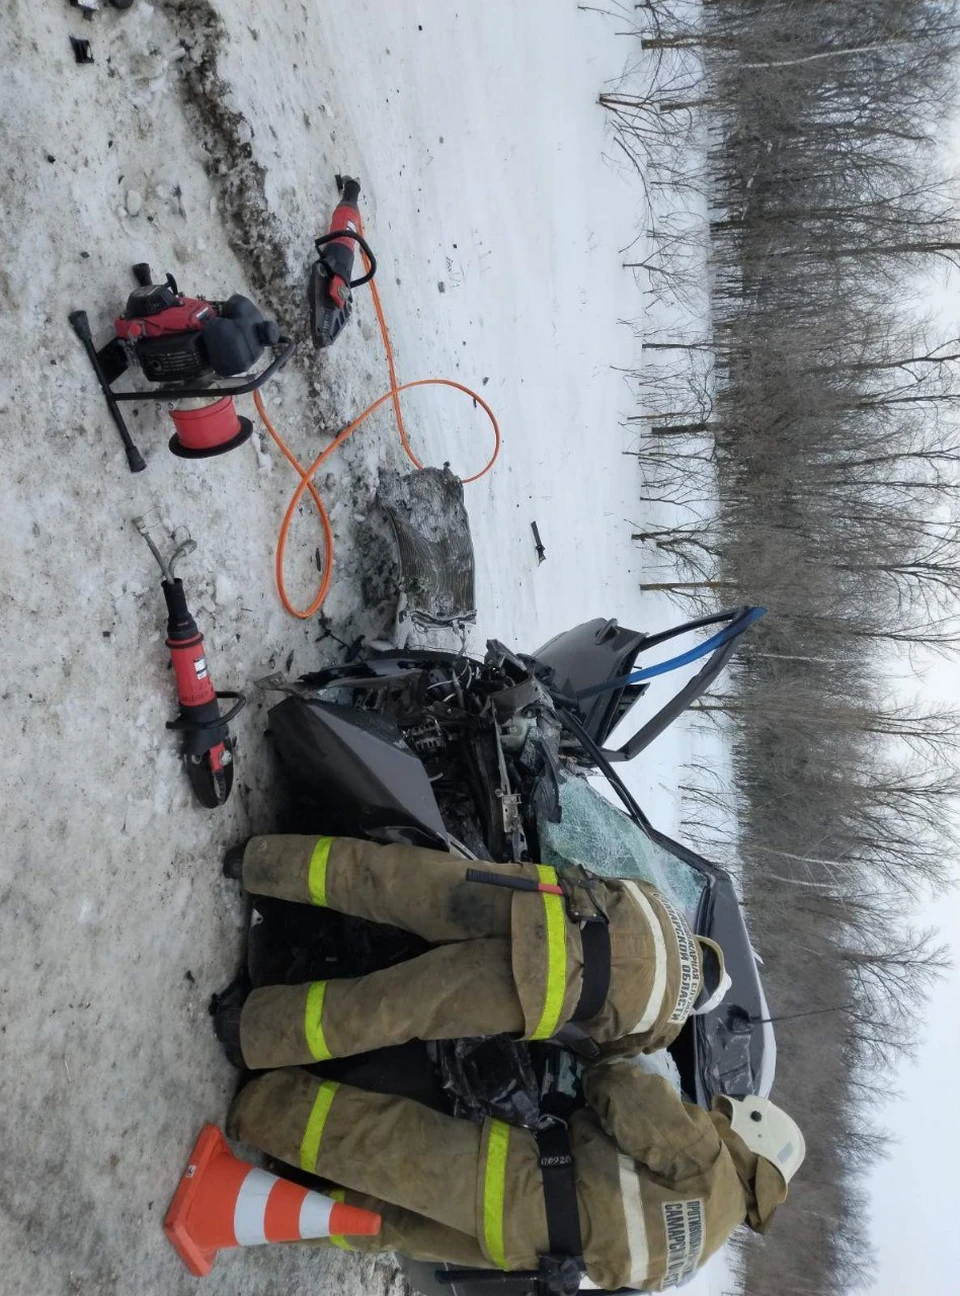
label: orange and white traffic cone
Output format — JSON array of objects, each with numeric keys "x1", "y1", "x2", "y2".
[{"x1": 164, "y1": 1124, "x2": 381, "y2": 1276}]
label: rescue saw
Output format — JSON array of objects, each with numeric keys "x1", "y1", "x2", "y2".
[
  {"x1": 134, "y1": 517, "x2": 245, "y2": 809},
  {"x1": 70, "y1": 263, "x2": 294, "y2": 472},
  {"x1": 309, "y1": 175, "x2": 378, "y2": 348}
]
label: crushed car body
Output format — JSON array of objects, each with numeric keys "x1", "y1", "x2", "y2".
[{"x1": 248, "y1": 608, "x2": 774, "y2": 1116}]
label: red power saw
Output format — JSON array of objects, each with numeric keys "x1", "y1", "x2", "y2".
[
  {"x1": 134, "y1": 518, "x2": 245, "y2": 809},
  {"x1": 309, "y1": 176, "x2": 378, "y2": 348}
]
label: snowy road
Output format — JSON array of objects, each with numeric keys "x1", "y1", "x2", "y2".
[{"x1": 0, "y1": 3, "x2": 726, "y2": 1294}]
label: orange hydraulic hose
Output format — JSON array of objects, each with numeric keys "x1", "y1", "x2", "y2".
[{"x1": 255, "y1": 218, "x2": 502, "y2": 620}]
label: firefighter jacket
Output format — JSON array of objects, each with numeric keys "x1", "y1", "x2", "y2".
[
  {"x1": 229, "y1": 1062, "x2": 789, "y2": 1291},
  {"x1": 238, "y1": 835, "x2": 716, "y2": 1068}
]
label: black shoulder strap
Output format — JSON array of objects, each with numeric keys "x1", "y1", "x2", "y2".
[{"x1": 571, "y1": 918, "x2": 611, "y2": 1023}]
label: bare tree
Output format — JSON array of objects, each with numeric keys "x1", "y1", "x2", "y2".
[{"x1": 596, "y1": 5, "x2": 960, "y2": 1290}]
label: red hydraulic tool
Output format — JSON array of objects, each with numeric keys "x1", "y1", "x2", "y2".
[
  {"x1": 309, "y1": 175, "x2": 378, "y2": 347},
  {"x1": 134, "y1": 518, "x2": 245, "y2": 808},
  {"x1": 70, "y1": 262, "x2": 294, "y2": 472}
]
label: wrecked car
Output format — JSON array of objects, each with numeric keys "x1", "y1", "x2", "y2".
[{"x1": 245, "y1": 606, "x2": 775, "y2": 1120}]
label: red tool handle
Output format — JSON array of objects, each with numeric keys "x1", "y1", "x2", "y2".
[
  {"x1": 163, "y1": 579, "x2": 217, "y2": 709},
  {"x1": 327, "y1": 177, "x2": 362, "y2": 250},
  {"x1": 169, "y1": 634, "x2": 216, "y2": 709}
]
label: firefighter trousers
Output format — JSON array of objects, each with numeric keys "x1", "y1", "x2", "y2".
[
  {"x1": 228, "y1": 1067, "x2": 546, "y2": 1269},
  {"x1": 238, "y1": 835, "x2": 527, "y2": 1069}
]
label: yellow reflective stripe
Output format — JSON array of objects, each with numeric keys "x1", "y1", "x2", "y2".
[
  {"x1": 308, "y1": 836, "x2": 335, "y2": 906},
  {"x1": 299, "y1": 1079, "x2": 340, "y2": 1172},
  {"x1": 304, "y1": 981, "x2": 334, "y2": 1061},
  {"x1": 328, "y1": 1189, "x2": 354, "y2": 1250},
  {"x1": 482, "y1": 1120, "x2": 511, "y2": 1268},
  {"x1": 528, "y1": 865, "x2": 568, "y2": 1041}
]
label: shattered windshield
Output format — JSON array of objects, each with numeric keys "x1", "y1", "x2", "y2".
[{"x1": 538, "y1": 774, "x2": 708, "y2": 926}]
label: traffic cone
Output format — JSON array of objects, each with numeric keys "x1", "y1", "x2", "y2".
[{"x1": 164, "y1": 1124, "x2": 381, "y2": 1275}]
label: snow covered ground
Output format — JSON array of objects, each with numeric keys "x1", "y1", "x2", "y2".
[{"x1": 0, "y1": 3, "x2": 729, "y2": 1293}]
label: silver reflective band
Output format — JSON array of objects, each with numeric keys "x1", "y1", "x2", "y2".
[
  {"x1": 299, "y1": 1191, "x2": 334, "y2": 1238},
  {"x1": 233, "y1": 1167, "x2": 279, "y2": 1245},
  {"x1": 617, "y1": 1153, "x2": 650, "y2": 1289}
]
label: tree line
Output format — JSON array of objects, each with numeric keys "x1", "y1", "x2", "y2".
[{"x1": 596, "y1": 2, "x2": 960, "y2": 1292}]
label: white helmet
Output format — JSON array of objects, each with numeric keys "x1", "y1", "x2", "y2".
[{"x1": 720, "y1": 1095, "x2": 806, "y2": 1186}]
